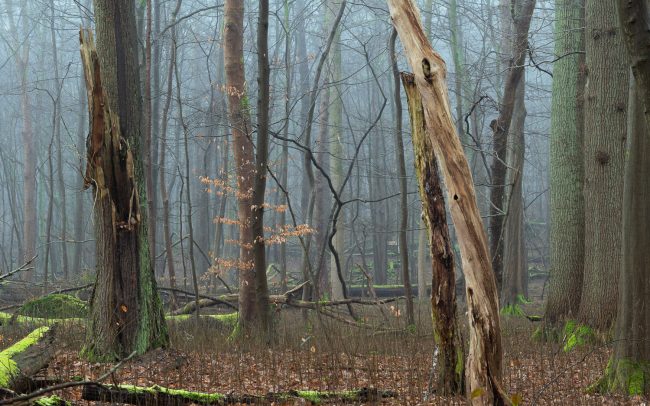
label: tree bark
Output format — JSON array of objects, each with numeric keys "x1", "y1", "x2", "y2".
[
  {"x1": 403, "y1": 73, "x2": 464, "y2": 395},
  {"x1": 0, "y1": 327, "x2": 56, "y2": 393},
  {"x1": 390, "y1": 29, "x2": 414, "y2": 326},
  {"x1": 501, "y1": 75, "x2": 528, "y2": 307},
  {"x1": 489, "y1": 0, "x2": 536, "y2": 292},
  {"x1": 80, "y1": 9, "x2": 167, "y2": 359},
  {"x1": 224, "y1": 0, "x2": 256, "y2": 328},
  {"x1": 387, "y1": 2, "x2": 507, "y2": 403},
  {"x1": 545, "y1": 0, "x2": 585, "y2": 324},
  {"x1": 578, "y1": 0, "x2": 628, "y2": 330},
  {"x1": 596, "y1": 72, "x2": 650, "y2": 396}
]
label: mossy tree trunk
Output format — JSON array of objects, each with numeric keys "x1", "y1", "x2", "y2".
[
  {"x1": 545, "y1": 0, "x2": 585, "y2": 324},
  {"x1": 388, "y1": 1, "x2": 507, "y2": 403},
  {"x1": 80, "y1": 0, "x2": 168, "y2": 360},
  {"x1": 578, "y1": 0, "x2": 628, "y2": 330},
  {"x1": 597, "y1": 73, "x2": 650, "y2": 397},
  {"x1": 599, "y1": 2, "x2": 650, "y2": 394},
  {"x1": 402, "y1": 73, "x2": 463, "y2": 395}
]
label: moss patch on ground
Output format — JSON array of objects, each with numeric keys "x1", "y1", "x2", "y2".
[
  {"x1": 18, "y1": 294, "x2": 87, "y2": 319},
  {"x1": 33, "y1": 395, "x2": 71, "y2": 405},
  {"x1": 0, "y1": 326, "x2": 49, "y2": 388}
]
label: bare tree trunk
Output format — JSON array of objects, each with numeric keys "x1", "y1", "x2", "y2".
[
  {"x1": 5, "y1": 0, "x2": 37, "y2": 282},
  {"x1": 223, "y1": 0, "x2": 266, "y2": 333},
  {"x1": 597, "y1": 71, "x2": 650, "y2": 397},
  {"x1": 390, "y1": 28, "x2": 414, "y2": 326},
  {"x1": 578, "y1": 0, "x2": 628, "y2": 330},
  {"x1": 501, "y1": 76, "x2": 527, "y2": 307},
  {"x1": 80, "y1": 1, "x2": 167, "y2": 359},
  {"x1": 545, "y1": 0, "x2": 585, "y2": 324},
  {"x1": 251, "y1": 0, "x2": 272, "y2": 338},
  {"x1": 388, "y1": 1, "x2": 508, "y2": 403},
  {"x1": 489, "y1": 0, "x2": 536, "y2": 292}
]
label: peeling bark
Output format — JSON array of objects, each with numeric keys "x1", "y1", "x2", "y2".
[{"x1": 387, "y1": 1, "x2": 507, "y2": 403}]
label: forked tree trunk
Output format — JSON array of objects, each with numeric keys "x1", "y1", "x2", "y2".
[
  {"x1": 80, "y1": 21, "x2": 167, "y2": 360},
  {"x1": 402, "y1": 73, "x2": 464, "y2": 395},
  {"x1": 387, "y1": 2, "x2": 507, "y2": 403},
  {"x1": 489, "y1": 0, "x2": 536, "y2": 292}
]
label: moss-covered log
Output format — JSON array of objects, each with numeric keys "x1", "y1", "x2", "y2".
[
  {"x1": 81, "y1": 383, "x2": 396, "y2": 405},
  {"x1": 0, "y1": 312, "x2": 83, "y2": 326},
  {"x1": 0, "y1": 327, "x2": 56, "y2": 393},
  {"x1": 18, "y1": 294, "x2": 87, "y2": 319}
]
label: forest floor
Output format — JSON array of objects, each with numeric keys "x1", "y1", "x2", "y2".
[{"x1": 1, "y1": 281, "x2": 648, "y2": 405}]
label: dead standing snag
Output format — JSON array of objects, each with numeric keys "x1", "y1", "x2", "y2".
[{"x1": 386, "y1": 1, "x2": 508, "y2": 404}]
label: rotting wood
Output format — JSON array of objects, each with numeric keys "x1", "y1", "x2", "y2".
[
  {"x1": 386, "y1": 1, "x2": 508, "y2": 404},
  {"x1": 402, "y1": 72, "x2": 464, "y2": 395},
  {"x1": 81, "y1": 383, "x2": 397, "y2": 405},
  {"x1": 0, "y1": 327, "x2": 57, "y2": 394}
]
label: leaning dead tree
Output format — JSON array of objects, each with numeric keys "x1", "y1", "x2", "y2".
[
  {"x1": 387, "y1": 1, "x2": 508, "y2": 404},
  {"x1": 402, "y1": 73, "x2": 464, "y2": 395}
]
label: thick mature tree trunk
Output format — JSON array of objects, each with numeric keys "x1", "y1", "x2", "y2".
[
  {"x1": 489, "y1": 0, "x2": 536, "y2": 292},
  {"x1": 501, "y1": 77, "x2": 527, "y2": 307},
  {"x1": 80, "y1": 10, "x2": 167, "y2": 359},
  {"x1": 597, "y1": 2, "x2": 650, "y2": 395},
  {"x1": 388, "y1": 2, "x2": 507, "y2": 403},
  {"x1": 597, "y1": 73, "x2": 650, "y2": 396},
  {"x1": 544, "y1": 0, "x2": 585, "y2": 324},
  {"x1": 578, "y1": 0, "x2": 628, "y2": 330},
  {"x1": 390, "y1": 29, "x2": 414, "y2": 326},
  {"x1": 403, "y1": 73, "x2": 463, "y2": 395},
  {"x1": 617, "y1": 0, "x2": 650, "y2": 127}
]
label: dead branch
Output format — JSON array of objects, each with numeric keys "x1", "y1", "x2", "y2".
[{"x1": 0, "y1": 257, "x2": 37, "y2": 282}]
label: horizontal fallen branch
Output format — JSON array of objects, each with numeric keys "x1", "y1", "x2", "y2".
[{"x1": 81, "y1": 383, "x2": 397, "y2": 405}]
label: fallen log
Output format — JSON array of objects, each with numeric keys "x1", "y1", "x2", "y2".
[
  {"x1": 81, "y1": 383, "x2": 396, "y2": 405},
  {"x1": 0, "y1": 327, "x2": 56, "y2": 394}
]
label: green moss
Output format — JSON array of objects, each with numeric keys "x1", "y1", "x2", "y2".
[
  {"x1": 595, "y1": 358, "x2": 650, "y2": 395},
  {"x1": 33, "y1": 396, "x2": 70, "y2": 405},
  {"x1": 501, "y1": 304, "x2": 525, "y2": 317},
  {"x1": 19, "y1": 294, "x2": 87, "y2": 319},
  {"x1": 118, "y1": 384, "x2": 225, "y2": 403},
  {"x1": 294, "y1": 390, "x2": 356, "y2": 404},
  {"x1": 0, "y1": 327, "x2": 49, "y2": 388},
  {"x1": 562, "y1": 320, "x2": 594, "y2": 352}
]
